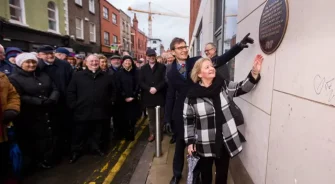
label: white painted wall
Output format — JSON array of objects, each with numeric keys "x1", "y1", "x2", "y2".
[
  {"x1": 148, "y1": 39, "x2": 162, "y2": 56},
  {"x1": 189, "y1": 0, "x2": 214, "y2": 57},
  {"x1": 235, "y1": 0, "x2": 335, "y2": 183},
  {"x1": 191, "y1": 0, "x2": 335, "y2": 183}
]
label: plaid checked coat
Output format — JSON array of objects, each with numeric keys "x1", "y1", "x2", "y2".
[{"x1": 183, "y1": 72, "x2": 260, "y2": 158}]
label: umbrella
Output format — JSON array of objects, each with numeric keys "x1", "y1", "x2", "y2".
[
  {"x1": 186, "y1": 153, "x2": 201, "y2": 184},
  {"x1": 6, "y1": 123, "x2": 22, "y2": 177}
]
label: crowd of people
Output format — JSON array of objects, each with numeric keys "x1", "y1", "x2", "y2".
[{"x1": 0, "y1": 32, "x2": 263, "y2": 184}]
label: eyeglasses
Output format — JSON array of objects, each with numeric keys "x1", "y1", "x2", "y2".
[
  {"x1": 174, "y1": 46, "x2": 189, "y2": 51},
  {"x1": 204, "y1": 48, "x2": 214, "y2": 53}
]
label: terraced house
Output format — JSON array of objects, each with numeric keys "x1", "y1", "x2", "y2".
[{"x1": 0, "y1": 0, "x2": 70, "y2": 51}]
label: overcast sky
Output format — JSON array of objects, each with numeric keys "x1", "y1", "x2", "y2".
[{"x1": 107, "y1": 0, "x2": 190, "y2": 49}]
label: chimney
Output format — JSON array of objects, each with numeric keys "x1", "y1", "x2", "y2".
[{"x1": 133, "y1": 13, "x2": 138, "y2": 30}]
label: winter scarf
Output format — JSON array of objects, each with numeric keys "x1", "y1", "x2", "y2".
[{"x1": 187, "y1": 77, "x2": 226, "y2": 156}]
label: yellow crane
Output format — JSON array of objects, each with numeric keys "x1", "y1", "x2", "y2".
[{"x1": 128, "y1": 2, "x2": 189, "y2": 39}]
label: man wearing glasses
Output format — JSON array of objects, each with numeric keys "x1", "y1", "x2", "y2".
[
  {"x1": 165, "y1": 34, "x2": 254, "y2": 184},
  {"x1": 204, "y1": 42, "x2": 230, "y2": 80},
  {"x1": 37, "y1": 45, "x2": 74, "y2": 163}
]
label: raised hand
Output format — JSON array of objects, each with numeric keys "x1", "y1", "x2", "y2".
[
  {"x1": 240, "y1": 33, "x2": 254, "y2": 48},
  {"x1": 252, "y1": 54, "x2": 264, "y2": 77}
]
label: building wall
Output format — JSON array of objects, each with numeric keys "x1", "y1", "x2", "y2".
[
  {"x1": 68, "y1": 0, "x2": 101, "y2": 53},
  {"x1": 100, "y1": 0, "x2": 120, "y2": 54},
  {"x1": 136, "y1": 30, "x2": 147, "y2": 59},
  {"x1": 148, "y1": 39, "x2": 162, "y2": 56},
  {"x1": 120, "y1": 10, "x2": 131, "y2": 53},
  {"x1": 189, "y1": 0, "x2": 201, "y2": 43},
  {"x1": 131, "y1": 14, "x2": 147, "y2": 59},
  {"x1": 189, "y1": 0, "x2": 215, "y2": 57},
  {"x1": 237, "y1": 0, "x2": 335, "y2": 183},
  {"x1": 0, "y1": 0, "x2": 66, "y2": 35},
  {"x1": 190, "y1": 0, "x2": 335, "y2": 183}
]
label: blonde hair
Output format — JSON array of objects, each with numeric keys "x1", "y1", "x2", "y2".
[
  {"x1": 190, "y1": 57, "x2": 212, "y2": 83},
  {"x1": 96, "y1": 54, "x2": 107, "y2": 61}
]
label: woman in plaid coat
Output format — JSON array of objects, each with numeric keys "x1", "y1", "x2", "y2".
[{"x1": 183, "y1": 55, "x2": 263, "y2": 184}]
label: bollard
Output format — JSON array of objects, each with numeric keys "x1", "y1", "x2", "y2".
[{"x1": 155, "y1": 106, "x2": 162, "y2": 157}]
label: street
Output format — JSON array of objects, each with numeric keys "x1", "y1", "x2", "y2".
[{"x1": 22, "y1": 117, "x2": 149, "y2": 184}]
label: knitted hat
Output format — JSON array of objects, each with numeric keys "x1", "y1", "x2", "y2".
[
  {"x1": 5, "y1": 47, "x2": 22, "y2": 60},
  {"x1": 15, "y1": 53, "x2": 38, "y2": 67},
  {"x1": 55, "y1": 47, "x2": 70, "y2": 56}
]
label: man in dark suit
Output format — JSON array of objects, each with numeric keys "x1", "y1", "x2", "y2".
[
  {"x1": 139, "y1": 48, "x2": 166, "y2": 142},
  {"x1": 165, "y1": 34, "x2": 254, "y2": 184}
]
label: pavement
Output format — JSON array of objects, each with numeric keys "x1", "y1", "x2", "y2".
[
  {"x1": 130, "y1": 135, "x2": 235, "y2": 184},
  {"x1": 22, "y1": 116, "x2": 236, "y2": 184},
  {"x1": 22, "y1": 117, "x2": 150, "y2": 184}
]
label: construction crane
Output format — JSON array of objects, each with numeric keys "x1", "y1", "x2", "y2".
[{"x1": 128, "y1": 2, "x2": 189, "y2": 39}]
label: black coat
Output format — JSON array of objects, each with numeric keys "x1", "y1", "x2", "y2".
[
  {"x1": 139, "y1": 62, "x2": 166, "y2": 107},
  {"x1": 115, "y1": 67, "x2": 141, "y2": 121},
  {"x1": 67, "y1": 69, "x2": 114, "y2": 122},
  {"x1": 9, "y1": 68, "x2": 60, "y2": 138},
  {"x1": 212, "y1": 55, "x2": 231, "y2": 81},
  {"x1": 165, "y1": 44, "x2": 243, "y2": 138},
  {"x1": 108, "y1": 66, "x2": 119, "y2": 76},
  {"x1": 38, "y1": 58, "x2": 73, "y2": 101}
]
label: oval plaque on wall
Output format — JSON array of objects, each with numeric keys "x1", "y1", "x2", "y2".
[{"x1": 259, "y1": 0, "x2": 289, "y2": 54}]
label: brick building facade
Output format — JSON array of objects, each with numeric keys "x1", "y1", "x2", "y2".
[
  {"x1": 119, "y1": 10, "x2": 131, "y2": 54},
  {"x1": 131, "y1": 13, "x2": 147, "y2": 59},
  {"x1": 100, "y1": 0, "x2": 120, "y2": 56},
  {"x1": 68, "y1": 0, "x2": 101, "y2": 54},
  {"x1": 189, "y1": 0, "x2": 201, "y2": 43}
]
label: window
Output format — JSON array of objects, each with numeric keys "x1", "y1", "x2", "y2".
[
  {"x1": 75, "y1": 0, "x2": 82, "y2": 6},
  {"x1": 153, "y1": 40, "x2": 157, "y2": 44},
  {"x1": 113, "y1": 35, "x2": 118, "y2": 44},
  {"x1": 47, "y1": 2, "x2": 58, "y2": 32},
  {"x1": 75, "y1": 17, "x2": 83, "y2": 39},
  {"x1": 104, "y1": 32, "x2": 110, "y2": 45},
  {"x1": 89, "y1": 0, "x2": 95, "y2": 13},
  {"x1": 215, "y1": 0, "x2": 223, "y2": 31},
  {"x1": 112, "y1": 13, "x2": 117, "y2": 24},
  {"x1": 103, "y1": 7, "x2": 108, "y2": 19},
  {"x1": 9, "y1": 0, "x2": 26, "y2": 24},
  {"x1": 138, "y1": 38, "x2": 140, "y2": 49},
  {"x1": 223, "y1": 0, "x2": 238, "y2": 80},
  {"x1": 196, "y1": 27, "x2": 202, "y2": 56},
  {"x1": 89, "y1": 23, "x2": 96, "y2": 42}
]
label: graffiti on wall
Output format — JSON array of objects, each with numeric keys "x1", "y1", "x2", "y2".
[{"x1": 313, "y1": 74, "x2": 335, "y2": 105}]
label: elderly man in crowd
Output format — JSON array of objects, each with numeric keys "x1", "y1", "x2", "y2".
[
  {"x1": 37, "y1": 45, "x2": 74, "y2": 162},
  {"x1": 67, "y1": 54, "x2": 114, "y2": 163},
  {"x1": 139, "y1": 49, "x2": 166, "y2": 142},
  {"x1": 54, "y1": 47, "x2": 70, "y2": 61},
  {"x1": 204, "y1": 42, "x2": 231, "y2": 80}
]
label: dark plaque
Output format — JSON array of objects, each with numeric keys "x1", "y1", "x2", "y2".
[{"x1": 259, "y1": 0, "x2": 289, "y2": 54}]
